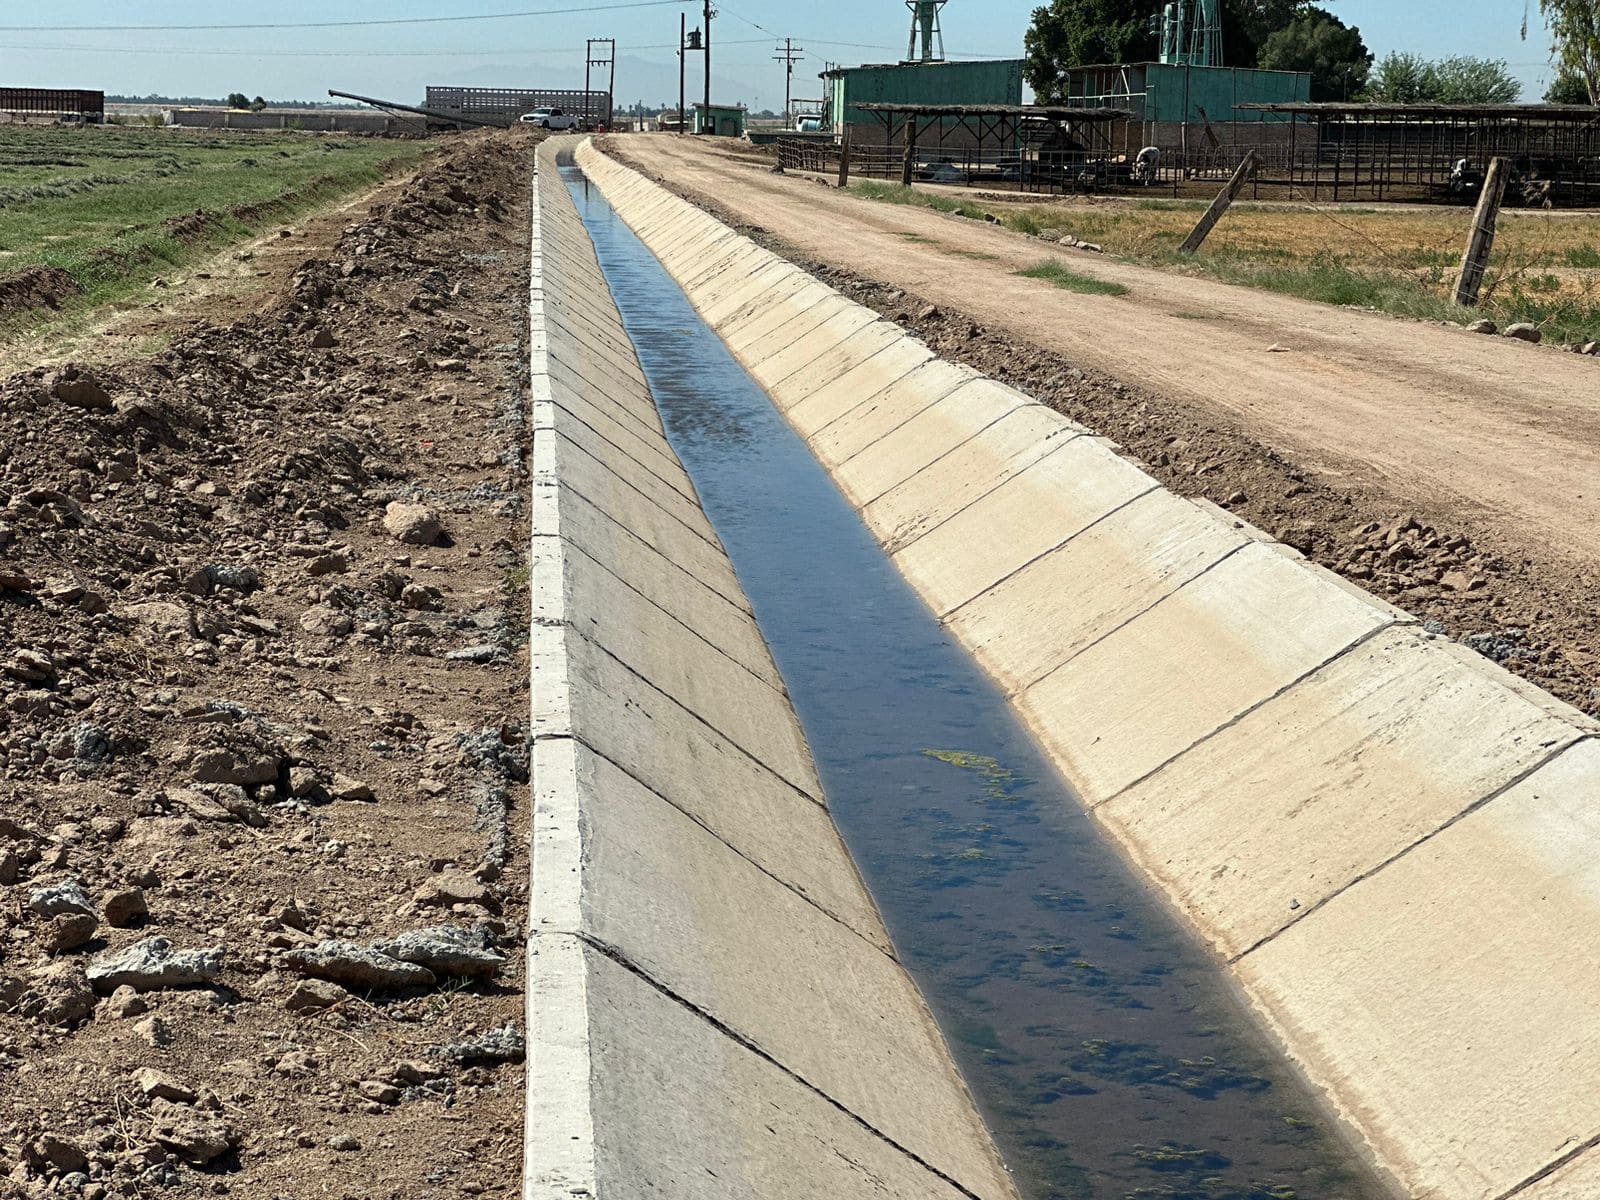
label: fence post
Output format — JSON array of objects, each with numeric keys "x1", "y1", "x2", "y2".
[
  {"x1": 1455, "y1": 157, "x2": 1507, "y2": 307},
  {"x1": 900, "y1": 115, "x2": 916, "y2": 188},
  {"x1": 1180, "y1": 149, "x2": 1258, "y2": 253},
  {"x1": 837, "y1": 124, "x2": 852, "y2": 188}
]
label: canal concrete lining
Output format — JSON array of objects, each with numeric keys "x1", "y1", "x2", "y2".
[
  {"x1": 527, "y1": 141, "x2": 1020, "y2": 1200},
  {"x1": 577, "y1": 137, "x2": 1600, "y2": 1200}
]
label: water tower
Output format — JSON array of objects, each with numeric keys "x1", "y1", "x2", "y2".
[
  {"x1": 905, "y1": 0, "x2": 947, "y2": 64},
  {"x1": 1156, "y1": 0, "x2": 1223, "y2": 67}
]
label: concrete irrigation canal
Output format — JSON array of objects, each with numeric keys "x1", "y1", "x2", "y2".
[{"x1": 528, "y1": 136, "x2": 1600, "y2": 1200}]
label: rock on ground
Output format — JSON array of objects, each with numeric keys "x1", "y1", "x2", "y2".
[
  {"x1": 373, "y1": 924, "x2": 505, "y2": 978},
  {"x1": 382, "y1": 501, "x2": 444, "y2": 546},
  {"x1": 86, "y1": 937, "x2": 224, "y2": 993},
  {"x1": 281, "y1": 940, "x2": 437, "y2": 990}
]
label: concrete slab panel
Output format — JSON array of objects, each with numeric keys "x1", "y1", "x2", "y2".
[
  {"x1": 747, "y1": 304, "x2": 884, "y2": 385},
  {"x1": 571, "y1": 747, "x2": 1017, "y2": 1195},
  {"x1": 532, "y1": 626, "x2": 824, "y2": 843},
  {"x1": 1238, "y1": 739, "x2": 1600, "y2": 1200},
  {"x1": 540, "y1": 942, "x2": 999, "y2": 1200},
  {"x1": 809, "y1": 361, "x2": 980, "y2": 473},
  {"x1": 1100, "y1": 623, "x2": 1594, "y2": 958},
  {"x1": 724, "y1": 287, "x2": 852, "y2": 362},
  {"x1": 863, "y1": 404, "x2": 1088, "y2": 552},
  {"x1": 945, "y1": 489, "x2": 1253, "y2": 694},
  {"x1": 891, "y1": 436, "x2": 1159, "y2": 617},
  {"x1": 1512, "y1": 1146, "x2": 1600, "y2": 1200},
  {"x1": 765, "y1": 320, "x2": 910, "y2": 409},
  {"x1": 1018, "y1": 541, "x2": 1403, "y2": 803},
  {"x1": 533, "y1": 536, "x2": 809, "y2": 782},
  {"x1": 784, "y1": 337, "x2": 937, "y2": 432}
]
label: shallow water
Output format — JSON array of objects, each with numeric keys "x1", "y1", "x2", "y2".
[{"x1": 561, "y1": 163, "x2": 1387, "y2": 1200}]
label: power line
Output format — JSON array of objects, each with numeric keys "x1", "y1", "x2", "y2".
[
  {"x1": 0, "y1": 37, "x2": 773, "y2": 58},
  {"x1": 0, "y1": 1, "x2": 685, "y2": 33}
]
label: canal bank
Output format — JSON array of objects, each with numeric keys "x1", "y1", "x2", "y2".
[
  {"x1": 547, "y1": 139, "x2": 1390, "y2": 1199},
  {"x1": 572, "y1": 134, "x2": 1600, "y2": 1200}
]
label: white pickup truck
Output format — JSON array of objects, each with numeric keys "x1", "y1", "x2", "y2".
[{"x1": 519, "y1": 107, "x2": 581, "y2": 130}]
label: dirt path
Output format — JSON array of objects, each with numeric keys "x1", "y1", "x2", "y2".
[
  {"x1": 1, "y1": 131, "x2": 536, "y2": 1198},
  {"x1": 604, "y1": 134, "x2": 1599, "y2": 716},
  {"x1": 616, "y1": 135, "x2": 1600, "y2": 568}
]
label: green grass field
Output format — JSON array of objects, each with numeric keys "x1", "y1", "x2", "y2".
[
  {"x1": 0, "y1": 125, "x2": 429, "y2": 331},
  {"x1": 1016, "y1": 259, "x2": 1130, "y2": 296},
  {"x1": 848, "y1": 180, "x2": 1600, "y2": 345}
]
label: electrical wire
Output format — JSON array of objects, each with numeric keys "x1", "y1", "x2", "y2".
[
  {"x1": 0, "y1": 2, "x2": 687, "y2": 33},
  {"x1": 1, "y1": 37, "x2": 772, "y2": 58}
]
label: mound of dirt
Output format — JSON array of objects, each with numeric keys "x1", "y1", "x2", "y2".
[
  {"x1": 0, "y1": 265, "x2": 81, "y2": 319},
  {"x1": 0, "y1": 132, "x2": 536, "y2": 1198},
  {"x1": 159, "y1": 209, "x2": 221, "y2": 241}
]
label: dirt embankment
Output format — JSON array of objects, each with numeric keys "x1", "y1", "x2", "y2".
[
  {"x1": 0, "y1": 267, "x2": 81, "y2": 321},
  {"x1": 603, "y1": 138, "x2": 1599, "y2": 718},
  {"x1": 0, "y1": 131, "x2": 537, "y2": 1199}
]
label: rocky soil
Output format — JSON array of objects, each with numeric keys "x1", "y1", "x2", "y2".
[
  {"x1": 0, "y1": 131, "x2": 537, "y2": 1199},
  {"x1": 604, "y1": 140, "x2": 1599, "y2": 717}
]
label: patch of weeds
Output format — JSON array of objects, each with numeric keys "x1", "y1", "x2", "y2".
[
  {"x1": 1016, "y1": 259, "x2": 1130, "y2": 296},
  {"x1": 1565, "y1": 243, "x2": 1600, "y2": 268}
]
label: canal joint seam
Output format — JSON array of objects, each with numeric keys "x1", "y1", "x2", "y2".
[
  {"x1": 872, "y1": 429, "x2": 1094, "y2": 560},
  {"x1": 536, "y1": 531, "x2": 787, "y2": 693},
  {"x1": 572, "y1": 930, "x2": 991, "y2": 1200},
  {"x1": 936, "y1": 482, "x2": 1164, "y2": 627},
  {"x1": 538, "y1": 472, "x2": 753, "y2": 614},
  {"x1": 1232, "y1": 733, "x2": 1594, "y2": 964},
  {"x1": 1010, "y1": 527, "x2": 1254, "y2": 699},
  {"x1": 531, "y1": 731, "x2": 898, "y2": 957},
  {"x1": 1493, "y1": 1122, "x2": 1600, "y2": 1200},
  {"x1": 538, "y1": 422, "x2": 726, "y2": 556},
  {"x1": 809, "y1": 360, "x2": 970, "y2": 443},
  {"x1": 1091, "y1": 618, "x2": 1407, "y2": 812},
  {"x1": 544, "y1": 630, "x2": 829, "y2": 809}
]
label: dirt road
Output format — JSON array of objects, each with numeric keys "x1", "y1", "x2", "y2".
[{"x1": 616, "y1": 135, "x2": 1600, "y2": 568}]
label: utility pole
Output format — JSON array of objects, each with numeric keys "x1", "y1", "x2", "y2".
[
  {"x1": 679, "y1": 16, "x2": 703, "y2": 136},
  {"x1": 585, "y1": 38, "x2": 616, "y2": 128},
  {"x1": 702, "y1": 0, "x2": 713, "y2": 134},
  {"x1": 772, "y1": 37, "x2": 805, "y2": 129}
]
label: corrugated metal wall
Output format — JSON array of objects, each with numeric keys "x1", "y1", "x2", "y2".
[
  {"x1": 828, "y1": 60, "x2": 1024, "y2": 129},
  {"x1": 1144, "y1": 64, "x2": 1308, "y2": 124}
]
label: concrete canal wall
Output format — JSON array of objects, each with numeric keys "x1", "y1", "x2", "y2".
[
  {"x1": 525, "y1": 139, "x2": 1018, "y2": 1200},
  {"x1": 576, "y1": 136, "x2": 1600, "y2": 1200}
]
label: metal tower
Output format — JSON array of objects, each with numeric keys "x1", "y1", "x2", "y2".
[
  {"x1": 1157, "y1": 0, "x2": 1223, "y2": 68},
  {"x1": 905, "y1": 0, "x2": 947, "y2": 64}
]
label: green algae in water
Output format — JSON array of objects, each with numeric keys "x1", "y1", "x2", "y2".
[{"x1": 923, "y1": 748, "x2": 1028, "y2": 802}]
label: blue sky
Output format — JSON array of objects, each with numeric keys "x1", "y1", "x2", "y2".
[{"x1": 0, "y1": 2, "x2": 1563, "y2": 111}]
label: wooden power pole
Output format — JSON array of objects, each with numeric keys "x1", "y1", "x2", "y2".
[
  {"x1": 1180, "y1": 149, "x2": 1258, "y2": 253},
  {"x1": 1455, "y1": 157, "x2": 1507, "y2": 307}
]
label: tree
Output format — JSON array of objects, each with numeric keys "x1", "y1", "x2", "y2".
[
  {"x1": 249, "y1": 95, "x2": 268, "y2": 112},
  {"x1": 1222, "y1": 0, "x2": 1318, "y2": 66},
  {"x1": 1537, "y1": 1, "x2": 1600, "y2": 103},
  {"x1": 1544, "y1": 62, "x2": 1594, "y2": 101},
  {"x1": 1257, "y1": 9, "x2": 1372, "y2": 100},
  {"x1": 1367, "y1": 51, "x2": 1435, "y2": 103},
  {"x1": 1431, "y1": 56, "x2": 1522, "y2": 102},
  {"x1": 1367, "y1": 53, "x2": 1522, "y2": 104},
  {"x1": 1024, "y1": 0, "x2": 1158, "y2": 100},
  {"x1": 225, "y1": 92, "x2": 250, "y2": 110}
]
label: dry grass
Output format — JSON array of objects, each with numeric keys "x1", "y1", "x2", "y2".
[{"x1": 880, "y1": 185, "x2": 1600, "y2": 344}]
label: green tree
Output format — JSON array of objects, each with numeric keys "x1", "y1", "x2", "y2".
[
  {"x1": 1431, "y1": 56, "x2": 1522, "y2": 102},
  {"x1": 225, "y1": 92, "x2": 250, "y2": 110},
  {"x1": 1536, "y1": 1, "x2": 1600, "y2": 103},
  {"x1": 1257, "y1": 9, "x2": 1372, "y2": 99},
  {"x1": 1367, "y1": 51, "x2": 1436, "y2": 102},
  {"x1": 1024, "y1": 0, "x2": 1158, "y2": 100},
  {"x1": 249, "y1": 95, "x2": 268, "y2": 112},
  {"x1": 1368, "y1": 53, "x2": 1522, "y2": 103},
  {"x1": 1544, "y1": 62, "x2": 1595, "y2": 101},
  {"x1": 1222, "y1": 0, "x2": 1318, "y2": 65}
]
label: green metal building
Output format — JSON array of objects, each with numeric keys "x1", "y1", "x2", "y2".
[
  {"x1": 1063, "y1": 63, "x2": 1307, "y2": 128},
  {"x1": 821, "y1": 59, "x2": 1023, "y2": 137},
  {"x1": 693, "y1": 102, "x2": 747, "y2": 137}
]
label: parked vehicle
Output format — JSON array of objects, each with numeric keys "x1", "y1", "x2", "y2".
[{"x1": 519, "y1": 107, "x2": 580, "y2": 130}]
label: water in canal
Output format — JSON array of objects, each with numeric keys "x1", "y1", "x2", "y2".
[{"x1": 561, "y1": 164, "x2": 1388, "y2": 1200}]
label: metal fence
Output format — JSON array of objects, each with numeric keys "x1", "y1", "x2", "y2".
[
  {"x1": 0, "y1": 88, "x2": 105, "y2": 121},
  {"x1": 423, "y1": 86, "x2": 612, "y2": 127}
]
